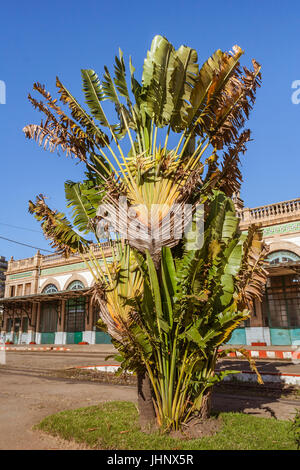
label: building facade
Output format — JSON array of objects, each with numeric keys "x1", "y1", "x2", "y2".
[
  {"x1": 229, "y1": 196, "x2": 300, "y2": 346},
  {"x1": 0, "y1": 256, "x2": 7, "y2": 297},
  {"x1": 0, "y1": 244, "x2": 113, "y2": 345},
  {"x1": 0, "y1": 256, "x2": 8, "y2": 326},
  {"x1": 1, "y1": 198, "x2": 300, "y2": 346}
]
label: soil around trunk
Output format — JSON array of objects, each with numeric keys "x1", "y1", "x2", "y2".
[{"x1": 169, "y1": 416, "x2": 222, "y2": 440}]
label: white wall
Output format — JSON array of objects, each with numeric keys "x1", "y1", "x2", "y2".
[
  {"x1": 38, "y1": 270, "x2": 95, "y2": 290},
  {"x1": 245, "y1": 327, "x2": 271, "y2": 345}
]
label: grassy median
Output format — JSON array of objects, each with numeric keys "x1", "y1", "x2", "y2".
[{"x1": 36, "y1": 401, "x2": 298, "y2": 450}]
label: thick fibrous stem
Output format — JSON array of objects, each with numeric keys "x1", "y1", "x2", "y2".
[
  {"x1": 198, "y1": 390, "x2": 212, "y2": 420},
  {"x1": 137, "y1": 370, "x2": 157, "y2": 432}
]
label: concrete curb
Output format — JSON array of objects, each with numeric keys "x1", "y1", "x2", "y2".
[
  {"x1": 78, "y1": 364, "x2": 300, "y2": 386},
  {"x1": 1, "y1": 346, "x2": 299, "y2": 360},
  {"x1": 77, "y1": 364, "x2": 122, "y2": 373},
  {"x1": 223, "y1": 370, "x2": 300, "y2": 386},
  {"x1": 0, "y1": 346, "x2": 70, "y2": 351}
]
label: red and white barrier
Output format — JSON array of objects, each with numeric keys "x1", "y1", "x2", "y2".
[
  {"x1": 0, "y1": 346, "x2": 70, "y2": 351},
  {"x1": 225, "y1": 349, "x2": 300, "y2": 360}
]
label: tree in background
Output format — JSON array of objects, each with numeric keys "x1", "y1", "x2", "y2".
[{"x1": 25, "y1": 35, "x2": 267, "y2": 432}]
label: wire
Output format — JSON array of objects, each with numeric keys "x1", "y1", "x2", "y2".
[
  {"x1": 0, "y1": 235, "x2": 53, "y2": 253},
  {"x1": 0, "y1": 222, "x2": 40, "y2": 233}
]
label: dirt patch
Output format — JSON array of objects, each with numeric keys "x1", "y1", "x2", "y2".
[
  {"x1": 31, "y1": 430, "x2": 91, "y2": 450},
  {"x1": 169, "y1": 416, "x2": 222, "y2": 440},
  {"x1": 53, "y1": 368, "x2": 136, "y2": 386},
  {"x1": 0, "y1": 366, "x2": 136, "y2": 449},
  {"x1": 54, "y1": 368, "x2": 300, "y2": 401}
]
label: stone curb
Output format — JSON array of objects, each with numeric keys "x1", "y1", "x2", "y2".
[
  {"x1": 1, "y1": 346, "x2": 299, "y2": 360},
  {"x1": 0, "y1": 346, "x2": 70, "y2": 351}
]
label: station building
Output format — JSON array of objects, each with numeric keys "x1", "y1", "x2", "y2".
[
  {"x1": 0, "y1": 256, "x2": 7, "y2": 297},
  {"x1": 0, "y1": 243, "x2": 113, "y2": 345},
  {"x1": 1, "y1": 197, "x2": 300, "y2": 346}
]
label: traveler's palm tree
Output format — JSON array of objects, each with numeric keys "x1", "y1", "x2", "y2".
[{"x1": 26, "y1": 35, "x2": 267, "y2": 430}]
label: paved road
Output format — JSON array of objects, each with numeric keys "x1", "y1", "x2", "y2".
[
  {"x1": 0, "y1": 364, "x2": 137, "y2": 450},
  {"x1": 2, "y1": 349, "x2": 300, "y2": 374},
  {"x1": 2, "y1": 350, "x2": 115, "y2": 371},
  {"x1": 0, "y1": 351, "x2": 299, "y2": 450}
]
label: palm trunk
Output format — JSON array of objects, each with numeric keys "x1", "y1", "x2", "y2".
[
  {"x1": 137, "y1": 370, "x2": 157, "y2": 432},
  {"x1": 198, "y1": 390, "x2": 212, "y2": 420}
]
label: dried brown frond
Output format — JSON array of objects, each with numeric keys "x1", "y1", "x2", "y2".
[
  {"x1": 104, "y1": 173, "x2": 128, "y2": 199},
  {"x1": 24, "y1": 86, "x2": 91, "y2": 161},
  {"x1": 23, "y1": 121, "x2": 87, "y2": 161},
  {"x1": 237, "y1": 224, "x2": 269, "y2": 309},
  {"x1": 210, "y1": 60, "x2": 261, "y2": 149},
  {"x1": 176, "y1": 164, "x2": 204, "y2": 202},
  {"x1": 218, "y1": 347, "x2": 263, "y2": 384},
  {"x1": 29, "y1": 84, "x2": 89, "y2": 141},
  {"x1": 56, "y1": 77, "x2": 109, "y2": 147},
  {"x1": 28, "y1": 195, "x2": 90, "y2": 257},
  {"x1": 202, "y1": 130, "x2": 251, "y2": 197},
  {"x1": 88, "y1": 282, "x2": 124, "y2": 342}
]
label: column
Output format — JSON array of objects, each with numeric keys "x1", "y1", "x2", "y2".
[
  {"x1": 246, "y1": 299, "x2": 271, "y2": 346},
  {"x1": 83, "y1": 297, "x2": 95, "y2": 344},
  {"x1": 55, "y1": 300, "x2": 66, "y2": 344},
  {"x1": 27, "y1": 303, "x2": 36, "y2": 344},
  {"x1": 35, "y1": 303, "x2": 41, "y2": 344}
]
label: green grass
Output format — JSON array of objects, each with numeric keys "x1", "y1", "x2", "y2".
[{"x1": 36, "y1": 401, "x2": 298, "y2": 450}]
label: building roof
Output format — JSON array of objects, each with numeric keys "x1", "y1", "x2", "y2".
[
  {"x1": 1, "y1": 287, "x2": 90, "y2": 305},
  {"x1": 267, "y1": 260, "x2": 300, "y2": 276}
]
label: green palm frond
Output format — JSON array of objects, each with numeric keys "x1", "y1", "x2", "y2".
[
  {"x1": 129, "y1": 56, "x2": 142, "y2": 98},
  {"x1": 141, "y1": 35, "x2": 176, "y2": 127},
  {"x1": 81, "y1": 69, "x2": 109, "y2": 127},
  {"x1": 102, "y1": 65, "x2": 120, "y2": 105},
  {"x1": 114, "y1": 49, "x2": 131, "y2": 104},
  {"x1": 169, "y1": 45, "x2": 198, "y2": 132},
  {"x1": 64, "y1": 180, "x2": 103, "y2": 235}
]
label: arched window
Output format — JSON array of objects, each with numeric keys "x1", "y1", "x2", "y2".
[
  {"x1": 67, "y1": 280, "x2": 84, "y2": 291},
  {"x1": 42, "y1": 284, "x2": 58, "y2": 294},
  {"x1": 267, "y1": 250, "x2": 300, "y2": 265}
]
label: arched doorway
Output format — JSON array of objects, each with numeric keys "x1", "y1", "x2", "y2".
[
  {"x1": 40, "y1": 284, "x2": 59, "y2": 344},
  {"x1": 268, "y1": 250, "x2": 300, "y2": 265},
  {"x1": 65, "y1": 280, "x2": 86, "y2": 344},
  {"x1": 263, "y1": 251, "x2": 300, "y2": 345}
]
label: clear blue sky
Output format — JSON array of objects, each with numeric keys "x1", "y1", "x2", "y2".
[{"x1": 1, "y1": 0, "x2": 300, "y2": 260}]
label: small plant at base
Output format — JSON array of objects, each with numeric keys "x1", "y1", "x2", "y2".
[{"x1": 290, "y1": 409, "x2": 300, "y2": 450}]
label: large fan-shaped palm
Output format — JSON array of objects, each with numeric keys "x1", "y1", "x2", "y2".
[{"x1": 26, "y1": 35, "x2": 266, "y2": 431}]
